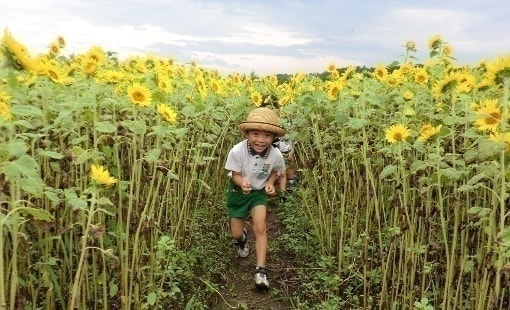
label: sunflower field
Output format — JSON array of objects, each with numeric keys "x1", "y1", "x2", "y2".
[{"x1": 1, "y1": 27, "x2": 510, "y2": 309}]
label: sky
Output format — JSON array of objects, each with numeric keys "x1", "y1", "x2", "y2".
[{"x1": 1, "y1": 0, "x2": 509, "y2": 75}]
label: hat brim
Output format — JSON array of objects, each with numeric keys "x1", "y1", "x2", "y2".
[{"x1": 238, "y1": 121, "x2": 286, "y2": 137}]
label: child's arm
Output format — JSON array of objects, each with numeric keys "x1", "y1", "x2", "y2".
[
  {"x1": 231, "y1": 171, "x2": 251, "y2": 194},
  {"x1": 264, "y1": 171, "x2": 279, "y2": 195}
]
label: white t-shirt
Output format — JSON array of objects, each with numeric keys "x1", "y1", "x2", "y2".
[{"x1": 225, "y1": 139, "x2": 286, "y2": 190}]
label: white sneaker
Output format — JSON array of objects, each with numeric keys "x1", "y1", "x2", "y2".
[
  {"x1": 237, "y1": 242, "x2": 249, "y2": 258},
  {"x1": 254, "y1": 268, "x2": 270, "y2": 290},
  {"x1": 235, "y1": 229, "x2": 249, "y2": 258}
]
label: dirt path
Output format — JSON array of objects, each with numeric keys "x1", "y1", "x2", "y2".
[{"x1": 215, "y1": 200, "x2": 298, "y2": 309}]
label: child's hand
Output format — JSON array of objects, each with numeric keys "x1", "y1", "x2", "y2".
[
  {"x1": 241, "y1": 179, "x2": 251, "y2": 194},
  {"x1": 265, "y1": 183, "x2": 275, "y2": 195}
]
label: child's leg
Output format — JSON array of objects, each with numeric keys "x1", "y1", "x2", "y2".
[
  {"x1": 251, "y1": 205, "x2": 267, "y2": 266},
  {"x1": 230, "y1": 217, "x2": 245, "y2": 240}
]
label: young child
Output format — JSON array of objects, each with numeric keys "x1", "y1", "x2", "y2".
[{"x1": 225, "y1": 107, "x2": 286, "y2": 290}]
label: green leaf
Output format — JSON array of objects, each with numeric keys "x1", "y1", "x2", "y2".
[
  {"x1": 439, "y1": 168, "x2": 461, "y2": 180},
  {"x1": 379, "y1": 165, "x2": 397, "y2": 179},
  {"x1": 8, "y1": 139, "x2": 26, "y2": 158},
  {"x1": 410, "y1": 160, "x2": 428, "y2": 173},
  {"x1": 467, "y1": 173, "x2": 487, "y2": 186},
  {"x1": 2, "y1": 155, "x2": 44, "y2": 195},
  {"x1": 335, "y1": 113, "x2": 349, "y2": 125},
  {"x1": 10, "y1": 104, "x2": 43, "y2": 118},
  {"x1": 147, "y1": 292, "x2": 157, "y2": 305},
  {"x1": 95, "y1": 121, "x2": 117, "y2": 133},
  {"x1": 346, "y1": 118, "x2": 368, "y2": 130},
  {"x1": 121, "y1": 120, "x2": 146, "y2": 135},
  {"x1": 109, "y1": 281, "x2": 119, "y2": 297},
  {"x1": 145, "y1": 149, "x2": 161, "y2": 163},
  {"x1": 497, "y1": 228, "x2": 510, "y2": 247},
  {"x1": 17, "y1": 206, "x2": 54, "y2": 222},
  {"x1": 457, "y1": 184, "x2": 480, "y2": 193},
  {"x1": 181, "y1": 106, "x2": 196, "y2": 117},
  {"x1": 37, "y1": 149, "x2": 64, "y2": 159}
]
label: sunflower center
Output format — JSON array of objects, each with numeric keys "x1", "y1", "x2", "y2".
[
  {"x1": 394, "y1": 133, "x2": 403, "y2": 141},
  {"x1": 133, "y1": 92, "x2": 145, "y2": 101},
  {"x1": 486, "y1": 113, "x2": 502, "y2": 125}
]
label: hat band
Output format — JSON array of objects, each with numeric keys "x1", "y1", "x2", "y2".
[{"x1": 239, "y1": 121, "x2": 284, "y2": 129}]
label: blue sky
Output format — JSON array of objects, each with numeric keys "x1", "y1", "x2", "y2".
[{"x1": 1, "y1": 0, "x2": 509, "y2": 75}]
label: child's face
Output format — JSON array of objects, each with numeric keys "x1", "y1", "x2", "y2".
[{"x1": 246, "y1": 130, "x2": 275, "y2": 153}]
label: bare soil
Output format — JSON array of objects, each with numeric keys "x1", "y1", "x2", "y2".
[{"x1": 214, "y1": 200, "x2": 300, "y2": 310}]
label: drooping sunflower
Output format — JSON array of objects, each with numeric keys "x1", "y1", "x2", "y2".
[
  {"x1": 127, "y1": 83, "x2": 152, "y2": 107},
  {"x1": 489, "y1": 131, "x2": 510, "y2": 152},
  {"x1": 90, "y1": 164, "x2": 117, "y2": 187},
  {"x1": 417, "y1": 124, "x2": 442, "y2": 142},
  {"x1": 157, "y1": 103, "x2": 178, "y2": 124},
  {"x1": 428, "y1": 34, "x2": 442, "y2": 50},
  {"x1": 431, "y1": 71, "x2": 458, "y2": 99},
  {"x1": 56, "y1": 35, "x2": 66, "y2": 48},
  {"x1": 474, "y1": 98, "x2": 502, "y2": 132},
  {"x1": 442, "y1": 45, "x2": 453, "y2": 57},
  {"x1": 1, "y1": 28, "x2": 35, "y2": 71},
  {"x1": 484, "y1": 56, "x2": 510, "y2": 86},
  {"x1": 385, "y1": 124, "x2": 411, "y2": 143}
]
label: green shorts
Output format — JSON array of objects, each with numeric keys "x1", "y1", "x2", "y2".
[{"x1": 227, "y1": 183, "x2": 268, "y2": 218}]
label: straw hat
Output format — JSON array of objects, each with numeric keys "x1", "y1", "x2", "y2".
[{"x1": 238, "y1": 107, "x2": 286, "y2": 137}]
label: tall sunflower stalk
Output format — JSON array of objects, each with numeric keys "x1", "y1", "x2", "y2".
[{"x1": 494, "y1": 78, "x2": 510, "y2": 304}]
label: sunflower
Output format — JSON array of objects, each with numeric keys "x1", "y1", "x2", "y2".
[
  {"x1": 278, "y1": 95, "x2": 291, "y2": 106},
  {"x1": 251, "y1": 91, "x2": 262, "y2": 107},
  {"x1": 431, "y1": 71, "x2": 458, "y2": 99},
  {"x1": 374, "y1": 63, "x2": 388, "y2": 81},
  {"x1": 157, "y1": 77, "x2": 173, "y2": 93},
  {"x1": 98, "y1": 69, "x2": 124, "y2": 84},
  {"x1": 327, "y1": 62, "x2": 337, "y2": 73},
  {"x1": 56, "y1": 35, "x2": 66, "y2": 48},
  {"x1": 157, "y1": 103, "x2": 178, "y2": 124},
  {"x1": 90, "y1": 164, "x2": 117, "y2": 187},
  {"x1": 268, "y1": 75, "x2": 278, "y2": 87},
  {"x1": 1, "y1": 28, "x2": 35, "y2": 71},
  {"x1": 414, "y1": 67, "x2": 429, "y2": 86},
  {"x1": 0, "y1": 101, "x2": 12, "y2": 120},
  {"x1": 417, "y1": 124, "x2": 442, "y2": 142},
  {"x1": 85, "y1": 46, "x2": 105, "y2": 64},
  {"x1": 474, "y1": 99, "x2": 502, "y2": 132},
  {"x1": 442, "y1": 45, "x2": 453, "y2": 57},
  {"x1": 49, "y1": 42, "x2": 60, "y2": 55},
  {"x1": 484, "y1": 56, "x2": 510, "y2": 86},
  {"x1": 403, "y1": 90, "x2": 414, "y2": 101},
  {"x1": 385, "y1": 124, "x2": 411, "y2": 143},
  {"x1": 327, "y1": 81, "x2": 343, "y2": 100},
  {"x1": 44, "y1": 66, "x2": 63, "y2": 84},
  {"x1": 405, "y1": 41, "x2": 416, "y2": 51},
  {"x1": 385, "y1": 71, "x2": 404, "y2": 88},
  {"x1": 489, "y1": 131, "x2": 510, "y2": 152},
  {"x1": 127, "y1": 83, "x2": 152, "y2": 107},
  {"x1": 81, "y1": 61, "x2": 98, "y2": 75},
  {"x1": 428, "y1": 34, "x2": 442, "y2": 50}
]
